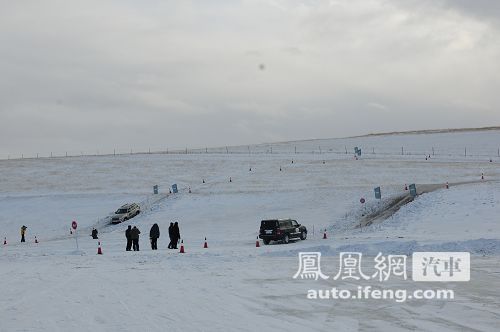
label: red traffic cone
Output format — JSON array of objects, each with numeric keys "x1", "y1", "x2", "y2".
[
  {"x1": 323, "y1": 229, "x2": 327, "y2": 239},
  {"x1": 203, "y1": 237, "x2": 208, "y2": 248},
  {"x1": 229, "y1": 177, "x2": 232, "y2": 183},
  {"x1": 255, "y1": 236, "x2": 260, "y2": 248},
  {"x1": 481, "y1": 173, "x2": 484, "y2": 180},
  {"x1": 179, "y1": 240, "x2": 185, "y2": 253},
  {"x1": 404, "y1": 184, "x2": 408, "y2": 191},
  {"x1": 3, "y1": 237, "x2": 6, "y2": 245},
  {"x1": 189, "y1": 187, "x2": 192, "y2": 193},
  {"x1": 35, "y1": 236, "x2": 38, "y2": 244},
  {"x1": 70, "y1": 229, "x2": 73, "y2": 235},
  {"x1": 445, "y1": 182, "x2": 449, "y2": 189},
  {"x1": 97, "y1": 242, "x2": 103, "y2": 255}
]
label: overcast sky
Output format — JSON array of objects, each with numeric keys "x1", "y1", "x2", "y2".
[{"x1": 1, "y1": 0, "x2": 500, "y2": 156}]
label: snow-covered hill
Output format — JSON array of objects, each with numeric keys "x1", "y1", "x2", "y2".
[{"x1": 1, "y1": 130, "x2": 499, "y2": 331}]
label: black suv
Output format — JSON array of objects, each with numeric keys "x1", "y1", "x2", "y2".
[{"x1": 259, "y1": 219, "x2": 307, "y2": 245}]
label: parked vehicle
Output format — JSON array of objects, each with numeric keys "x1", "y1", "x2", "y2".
[
  {"x1": 111, "y1": 203, "x2": 141, "y2": 224},
  {"x1": 259, "y1": 219, "x2": 307, "y2": 245}
]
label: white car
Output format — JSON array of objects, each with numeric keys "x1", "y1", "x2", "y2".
[{"x1": 111, "y1": 203, "x2": 140, "y2": 224}]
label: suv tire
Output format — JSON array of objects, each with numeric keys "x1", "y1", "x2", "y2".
[
  {"x1": 301, "y1": 231, "x2": 307, "y2": 240},
  {"x1": 283, "y1": 234, "x2": 289, "y2": 244},
  {"x1": 263, "y1": 239, "x2": 270, "y2": 245}
]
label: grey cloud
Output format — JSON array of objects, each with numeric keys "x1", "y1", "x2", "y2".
[{"x1": 1, "y1": 0, "x2": 499, "y2": 157}]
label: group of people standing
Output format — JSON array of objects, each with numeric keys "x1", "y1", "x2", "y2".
[
  {"x1": 14, "y1": 222, "x2": 182, "y2": 250},
  {"x1": 125, "y1": 225, "x2": 141, "y2": 251},
  {"x1": 125, "y1": 222, "x2": 181, "y2": 251}
]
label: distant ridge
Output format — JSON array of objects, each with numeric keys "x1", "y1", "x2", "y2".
[
  {"x1": 255, "y1": 125, "x2": 500, "y2": 147},
  {"x1": 349, "y1": 126, "x2": 500, "y2": 138}
]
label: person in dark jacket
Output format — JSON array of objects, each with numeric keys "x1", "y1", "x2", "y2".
[
  {"x1": 168, "y1": 222, "x2": 174, "y2": 249},
  {"x1": 20, "y1": 225, "x2": 27, "y2": 243},
  {"x1": 130, "y1": 226, "x2": 141, "y2": 251},
  {"x1": 149, "y1": 223, "x2": 160, "y2": 250},
  {"x1": 172, "y1": 222, "x2": 180, "y2": 249},
  {"x1": 91, "y1": 228, "x2": 98, "y2": 239},
  {"x1": 125, "y1": 225, "x2": 132, "y2": 251}
]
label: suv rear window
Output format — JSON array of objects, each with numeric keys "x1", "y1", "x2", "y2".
[
  {"x1": 116, "y1": 208, "x2": 128, "y2": 214},
  {"x1": 261, "y1": 220, "x2": 278, "y2": 229}
]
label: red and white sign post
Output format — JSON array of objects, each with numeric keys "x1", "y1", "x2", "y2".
[
  {"x1": 360, "y1": 197, "x2": 367, "y2": 216},
  {"x1": 359, "y1": 197, "x2": 366, "y2": 231},
  {"x1": 72, "y1": 221, "x2": 79, "y2": 250}
]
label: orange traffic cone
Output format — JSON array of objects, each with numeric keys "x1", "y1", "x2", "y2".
[
  {"x1": 3, "y1": 237, "x2": 6, "y2": 245},
  {"x1": 404, "y1": 184, "x2": 408, "y2": 191},
  {"x1": 179, "y1": 240, "x2": 185, "y2": 253},
  {"x1": 323, "y1": 229, "x2": 327, "y2": 239},
  {"x1": 203, "y1": 237, "x2": 208, "y2": 248},
  {"x1": 229, "y1": 177, "x2": 232, "y2": 183},
  {"x1": 255, "y1": 236, "x2": 260, "y2": 248},
  {"x1": 189, "y1": 187, "x2": 192, "y2": 193},
  {"x1": 481, "y1": 173, "x2": 484, "y2": 180},
  {"x1": 97, "y1": 241, "x2": 103, "y2": 255},
  {"x1": 70, "y1": 229, "x2": 73, "y2": 235},
  {"x1": 35, "y1": 236, "x2": 38, "y2": 244},
  {"x1": 445, "y1": 182, "x2": 449, "y2": 189}
]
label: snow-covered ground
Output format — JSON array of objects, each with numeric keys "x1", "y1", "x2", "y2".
[{"x1": 1, "y1": 130, "x2": 500, "y2": 331}]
